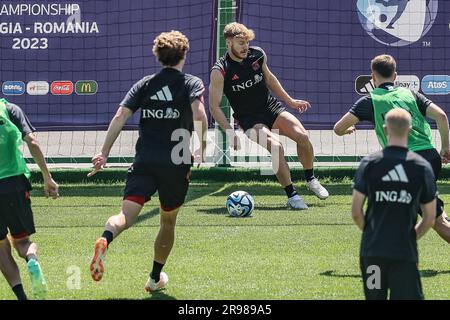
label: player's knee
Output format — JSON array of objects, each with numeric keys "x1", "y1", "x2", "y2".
[
  {"x1": 160, "y1": 214, "x2": 177, "y2": 228},
  {"x1": 106, "y1": 213, "x2": 131, "y2": 231}
]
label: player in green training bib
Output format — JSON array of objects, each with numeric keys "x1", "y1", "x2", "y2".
[
  {"x1": 334, "y1": 54, "x2": 450, "y2": 245},
  {"x1": 0, "y1": 99, "x2": 59, "y2": 300}
]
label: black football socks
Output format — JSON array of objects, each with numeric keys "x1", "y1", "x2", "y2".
[
  {"x1": 284, "y1": 184, "x2": 298, "y2": 199},
  {"x1": 12, "y1": 284, "x2": 27, "y2": 300},
  {"x1": 151, "y1": 261, "x2": 165, "y2": 282},
  {"x1": 102, "y1": 230, "x2": 114, "y2": 247},
  {"x1": 304, "y1": 169, "x2": 315, "y2": 182}
]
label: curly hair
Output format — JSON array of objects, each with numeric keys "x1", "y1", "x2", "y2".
[
  {"x1": 223, "y1": 22, "x2": 255, "y2": 41},
  {"x1": 152, "y1": 30, "x2": 190, "y2": 66}
]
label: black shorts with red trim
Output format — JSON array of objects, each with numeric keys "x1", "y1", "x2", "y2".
[
  {"x1": 123, "y1": 163, "x2": 191, "y2": 211},
  {"x1": 0, "y1": 190, "x2": 36, "y2": 240}
]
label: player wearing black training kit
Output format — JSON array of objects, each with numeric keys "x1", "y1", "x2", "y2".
[
  {"x1": 354, "y1": 147, "x2": 436, "y2": 299},
  {"x1": 120, "y1": 69, "x2": 205, "y2": 208},
  {"x1": 209, "y1": 22, "x2": 329, "y2": 210},
  {"x1": 352, "y1": 108, "x2": 436, "y2": 300},
  {"x1": 212, "y1": 46, "x2": 285, "y2": 131},
  {"x1": 89, "y1": 31, "x2": 209, "y2": 294}
]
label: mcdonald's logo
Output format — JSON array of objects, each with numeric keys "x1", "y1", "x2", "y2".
[{"x1": 75, "y1": 80, "x2": 98, "y2": 95}]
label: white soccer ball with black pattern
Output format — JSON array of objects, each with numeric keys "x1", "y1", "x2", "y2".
[{"x1": 226, "y1": 191, "x2": 254, "y2": 217}]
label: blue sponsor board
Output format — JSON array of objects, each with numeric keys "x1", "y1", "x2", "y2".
[
  {"x1": 2, "y1": 81, "x2": 25, "y2": 95},
  {"x1": 421, "y1": 75, "x2": 450, "y2": 95}
]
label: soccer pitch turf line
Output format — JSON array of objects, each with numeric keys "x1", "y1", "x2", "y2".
[{"x1": 1, "y1": 182, "x2": 450, "y2": 300}]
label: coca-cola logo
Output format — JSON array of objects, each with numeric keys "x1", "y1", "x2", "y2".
[{"x1": 51, "y1": 81, "x2": 73, "y2": 95}]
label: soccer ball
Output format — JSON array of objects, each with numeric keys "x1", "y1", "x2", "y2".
[{"x1": 226, "y1": 191, "x2": 254, "y2": 217}]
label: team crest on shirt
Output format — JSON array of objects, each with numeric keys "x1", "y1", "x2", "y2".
[{"x1": 251, "y1": 61, "x2": 260, "y2": 71}]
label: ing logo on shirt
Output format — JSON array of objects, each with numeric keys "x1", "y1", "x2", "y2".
[
  {"x1": 231, "y1": 73, "x2": 264, "y2": 92},
  {"x1": 375, "y1": 190, "x2": 412, "y2": 204},
  {"x1": 142, "y1": 107, "x2": 180, "y2": 119}
]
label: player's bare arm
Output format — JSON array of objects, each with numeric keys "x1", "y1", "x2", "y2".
[
  {"x1": 191, "y1": 98, "x2": 208, "y2": 164},
  {"x1": 88, "y1": 106, "x2": 133, "y2": 176},
  {"x1": 426, "y1": 103, "x2": 450, "y2": 164},
  {"x1": 351, "y1": 190, "x2": 366, "y2": 231},
  {"x1": 208, "y1": 68, "x2": 240, "y2": 150},
  {"x1": 24, "y1": 133, "x2": 59, "y2": 199},
  {"x1": 334, "y1": 112, "x2": 359, "y2": 136}
]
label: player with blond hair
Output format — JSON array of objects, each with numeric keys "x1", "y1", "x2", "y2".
[{"x1": 209, "y1": 22, "x2": 329, "y2": 210}]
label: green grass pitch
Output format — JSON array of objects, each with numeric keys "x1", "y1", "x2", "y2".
[{"x1": 1, "y1": 180, "x2": 450, "y2": 300}]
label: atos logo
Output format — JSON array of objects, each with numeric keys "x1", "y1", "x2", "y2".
[
  {"x1": 357, "y1": 0, "x2": 438, "y2": 46},
  {"x1": 51, "y1": 81, "x2": 73, "y2": 95},
  {"x1": 421, "y1": 75, "x2": 450, "y2": 95},
  {"x1": 2, "y1": 81, "x2": 25, "y2": 95}
]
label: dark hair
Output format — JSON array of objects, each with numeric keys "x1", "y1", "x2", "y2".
[{"x1": 371, "y1": 54, "x2": 396, "y2": 78}]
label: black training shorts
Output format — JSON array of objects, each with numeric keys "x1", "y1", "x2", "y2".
[
  {"x1": 123, "y1": 163, "x2": 191, "y2": 210},
  {"x1": 360, "y1": 256, "x2": 423, "y2": 300},
  {"x1": 416, "y1": 148, "x2": 444, "y2": 217},
  {"x1": 234, "y1": 105, "x2": 285, "y2": 131},
  {"x1": 0, "y1": 190, "x2": 36, "y2": 240}
]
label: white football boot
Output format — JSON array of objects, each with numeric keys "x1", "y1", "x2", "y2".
[
  {"x1": 287, "y1": 194, "x2": 308, "y2": 210},
  {"x1": 145, "y1": 271, "x2": 169, "y2": 293},
  {"x1": 307, "y1": 178, "x2": 329, "y2": 200}
]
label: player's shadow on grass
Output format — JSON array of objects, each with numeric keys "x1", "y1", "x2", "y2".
[
  {"x1": 135, "y1": 185, "x2": 225, "y2": 224},
  {"x1": 320, "y1": 269, "x2": 450, "y2": 279},
  {"x1": 135, "y1": 207, "x2": 160, "y2": 224},
  {"x1": 141, "y1": 290, "x2": 177, "y2": 300},
  {"x1": 419, "y1": 269, "x2": 450, "y2": 278},
  {"x1": 210, "y1": 184, "x2": 353, "y2": 197},
  {"x1": 198, "y1": 205, "x2": 325, "y2": 215},
  {"x1": 320, "y1": 270, "x2": 360, "y2": 279},
  {"x1": 106, "y1": 291, "x2": 177, "y2": 300}
]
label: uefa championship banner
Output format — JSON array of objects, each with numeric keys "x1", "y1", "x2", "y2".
[
  {"x1": 0, "y1": 0, "x2": 214, "y2": 130},
  {"x1": 240, "y1": 0, "x2": 450, "y2": 129}
]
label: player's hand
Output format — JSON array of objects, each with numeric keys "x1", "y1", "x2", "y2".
[
  {"x1": 193, "y1": 147, "x2": 206, "y2": 168},
  {"x1": 345, "y1": 126, "x2": 356, "y2": 135},
  {"x1": 441, "y1": 148, "x2": 450, "y2": 164},
  {"x1": 288, "y1": 99, "x2": 311, "y2": 113},
  {"x1": 44, "y1": 177, "x2": 59, "y2": 199},
  {"x1": 88, "y1": 153, "x2": 107, "y2": 177}
]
